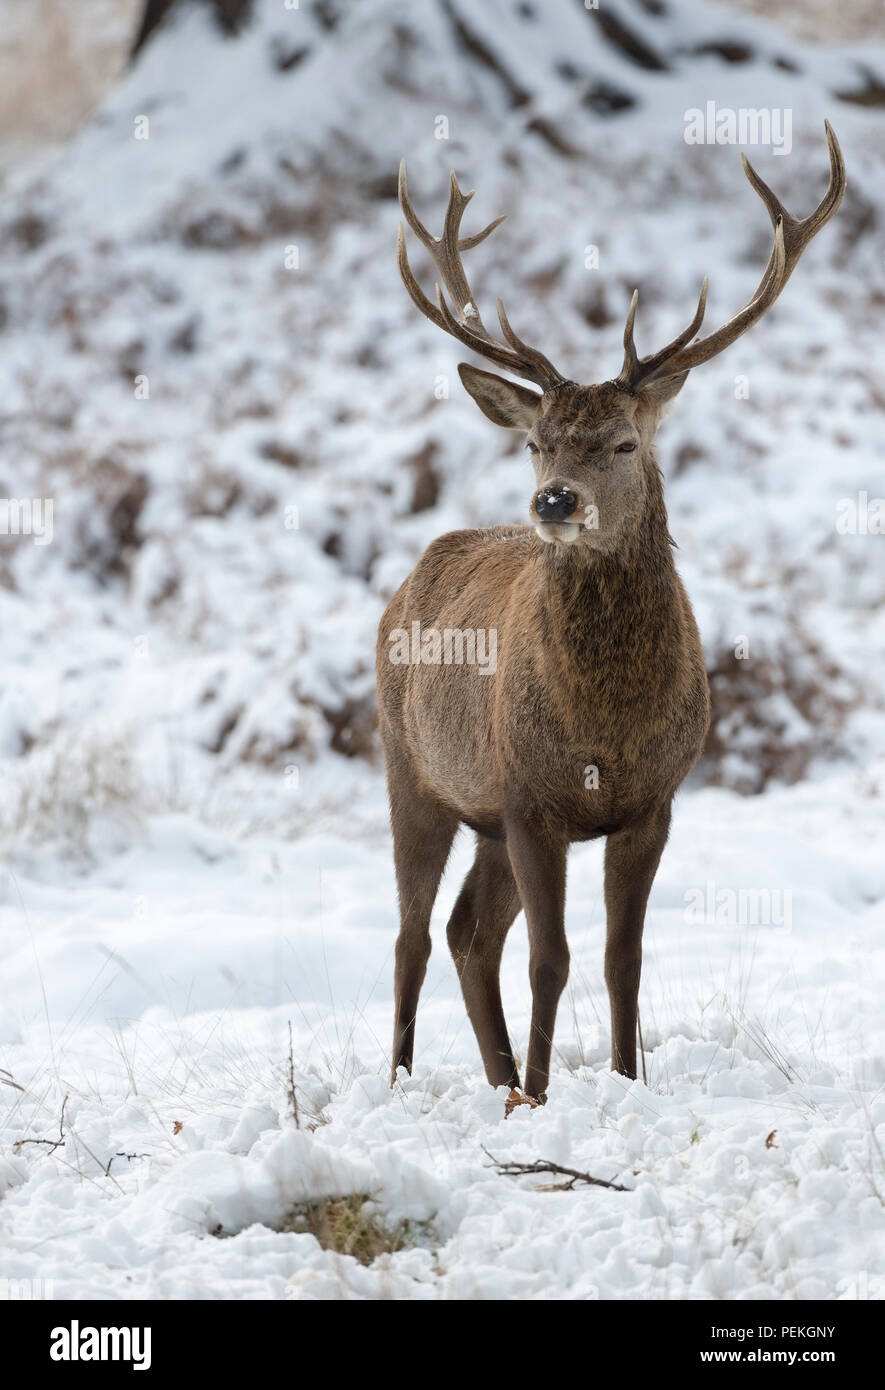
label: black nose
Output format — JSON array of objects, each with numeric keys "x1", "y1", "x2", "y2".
[{"x1": 534, "y1": 487, "x2": 578, "y2": 522}]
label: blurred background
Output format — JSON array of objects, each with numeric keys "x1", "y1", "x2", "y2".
[{"x1": 1, "y1": 0, "x2": 884, "y2": 854}]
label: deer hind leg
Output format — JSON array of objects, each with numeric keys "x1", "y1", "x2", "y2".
[
  {"x1": 504, "y1": 817, "x2": 569, "y2": 1103},
  {"x1": 387, "y1": 749, "x2": 458, "y2": 1085},
  {"x1": 603, "y1": 802, "x2": 671, "y2": 1079},
  {"x1": 446, "y1": 836, "x2": 522, "y2": 1090}
]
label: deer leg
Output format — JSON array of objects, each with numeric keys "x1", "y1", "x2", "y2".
[
  {"x1": 504, "y1": 818, "x2": 568, "y2": 1102},
  {"x1": 387, "y1": 752, "x2": 458, "y2": 1085},
  {"x1": 603, "y1": 803, "x2": 671, "y2": 1078},
  {"x1": 446, "y1": 836, "x2": 522, "y2": 1090}
]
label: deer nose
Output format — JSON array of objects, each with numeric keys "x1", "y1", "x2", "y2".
[{"x1": 534, "y1": 486, "x2": 578, "y2": 522}]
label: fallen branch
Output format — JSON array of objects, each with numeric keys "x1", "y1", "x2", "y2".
[{"x1": 482, "y1": 1147, "x2": 629, "y2": 1192}]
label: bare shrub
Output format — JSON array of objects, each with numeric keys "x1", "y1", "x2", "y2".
[
  {"x1": 704, "y1": 625, "x2": 863, "y2": 793},
  {"x1": 66, "y1": 455, "x2": 149, "y2": 583},
  {"x1": 0, "y1": 728, "x2": 143, "y2": 854}
]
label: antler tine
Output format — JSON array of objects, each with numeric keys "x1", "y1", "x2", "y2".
[
  {"x1": 623, "y1": 123, "x2": 846, "y2": 389},
  {"x1": 399, "y1": 162, "x2": 488, "y2": 331},
  {"x1": 743, "y1": 120, "x2": 845, "y2": 243},
  {"x1": 398, "y1": 162, "x2": 505, "y2": 254},
  {"x1": 397, "y1": 159, "x2": 435, "y2": 249},
  {"x1": 621, "y1": 288, "x2": 640, "y2": 382},
  {"x1": 618, "y1": 281, "x2": 708, "y2": 388},
  {"x1": 438, "y1": 171, "x2": 489, "y2": 330},
  {"x1": 738, "y1": 117, "x2": 845, "y2": 306},
  {"x1": 396, "y1": 222, "x2": 450, "y2": 336},
  {"x1": 396, "y1": 160, "x2": 565, "y2": 391},
  {"x1": 431, "y1": 285, "x2": 561, "y2": 386},
  {"x1": 496, "y1": 298, "x2": 566, "y2": 390},
  {"x1": 459, "y1": 214, "x2": 508, "y2": 251}
]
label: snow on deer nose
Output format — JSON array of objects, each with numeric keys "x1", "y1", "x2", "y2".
[{"x1": 533, "y1": 485, "x2": 577, "y2": 522}]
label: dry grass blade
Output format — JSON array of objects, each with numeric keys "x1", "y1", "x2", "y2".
[{"x1": 286, "y1": 1020, "x2": 300, "y2": 1129}]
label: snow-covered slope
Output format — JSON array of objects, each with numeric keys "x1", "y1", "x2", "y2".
[
  {"x1": 1, "y1": 0, "x2": 884, "y2": 1300},
  {"x1": 1, "y1": 0, "x2": 883, "y2": 823}
]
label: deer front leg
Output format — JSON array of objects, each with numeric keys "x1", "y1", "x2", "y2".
[
  {"x1": 603, "y1": 803, "x2": 671, "y2": 1078},
  {"x1": 504, "y1": 817, "x2": 568, "y2": 1102},
  {"x1": 385, "y1": 740, "x2": 458, "y2": 1084}
]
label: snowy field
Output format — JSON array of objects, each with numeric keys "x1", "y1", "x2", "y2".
[
  {"x1": 3, "y1": 776, "x2": 885, "y2": 1299},
  {"x1": 1, "y1": 0, "x2": 884, "y2": 1300}
]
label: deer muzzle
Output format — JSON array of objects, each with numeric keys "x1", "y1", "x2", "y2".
[
  {"x1": 534, "y1": 486, "x2": 578, "y2": 522},
  {"x1": 533, "y1": 485, "x2": 584, "y2": 545}
]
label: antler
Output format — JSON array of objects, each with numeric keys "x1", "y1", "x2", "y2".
[
  {"x1": 619, "y1": 121, "x2": 846, "y2": 390},
  {"x1": 397, "y1": 161, "x2": 566, "y2": 391}
]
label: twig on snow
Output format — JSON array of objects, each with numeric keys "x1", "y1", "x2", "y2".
[
  {"x1": 13, "y1": 1094, "x2": 68, "y2": 1155},
  {"x1": 482, "y1": 1147, "x2": 629, "y2": 1192},
  {"x1": 104, "y1": 1151, "x2": 151, "y2": 1175}
]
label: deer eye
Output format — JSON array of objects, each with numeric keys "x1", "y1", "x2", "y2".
[
  {"x1": 526, "y1": 441, "x2": 540, "y2": 455},
  {"x1": 615, "y1": 441, "x2": 636, "y2": 453}
]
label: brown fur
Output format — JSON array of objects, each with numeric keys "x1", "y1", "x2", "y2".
[
  {"x1": 381, "y1": 133, "x2": 844, "y2": 1099},
  {"x1": 377, "y1": 378, "x2": 709, "y2": 1098}
]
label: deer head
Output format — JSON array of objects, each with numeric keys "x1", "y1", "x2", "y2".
[{"x1": 397, "y1": 124, "x2": 845, "y2": 553}]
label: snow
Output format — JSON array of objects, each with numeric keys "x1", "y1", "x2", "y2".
[
  {"x1": 3, "y1": 774, "x2": 884, "y2": 1299},
  {"x1": 1, "y1": 0, "x2": 884, "y2": 1300}
]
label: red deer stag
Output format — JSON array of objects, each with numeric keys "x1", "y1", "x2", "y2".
[{"x1": 377, "y1": 125, "x2": 845, "y2": 1105}]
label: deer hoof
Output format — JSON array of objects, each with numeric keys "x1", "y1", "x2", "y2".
[{"x1": 505, "y1": 1088, "x2": 540, "y2": 1117}]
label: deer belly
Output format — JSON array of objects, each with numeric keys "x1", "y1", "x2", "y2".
[{"x1": 404, "y1": 659, "x2": 502, "y2": 816}]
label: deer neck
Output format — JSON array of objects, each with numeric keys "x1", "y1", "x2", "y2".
[{"x1": 534, "y1": 486, "x2": 681, "y2": 697}]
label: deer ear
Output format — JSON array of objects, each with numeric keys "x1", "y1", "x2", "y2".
[
  {"x1": 635, "y1": 370, "x2": 690, "y2": 411},
  {"x1": 457, "y1": 363, "x2": 541, "y2": 430}
]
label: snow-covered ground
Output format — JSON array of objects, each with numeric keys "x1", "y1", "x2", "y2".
[
  {"x1": 3, "y1": 775, "x2": 885, "y2": 1299},
  {"x1": 1, "y1": 0, "x2": 884, "y2": 1300}
]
